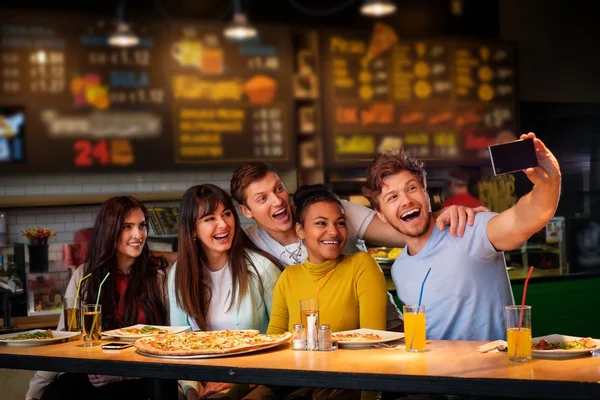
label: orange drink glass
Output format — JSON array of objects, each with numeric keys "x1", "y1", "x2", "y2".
[
  {"x1": 403, "y1": 305, "x2": 426, "y2": 352},
  {"x1": 505, "y1": 305, "x2": 532, "y2": 361}
]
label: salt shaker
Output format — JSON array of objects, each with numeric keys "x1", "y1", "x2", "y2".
[
  {"x1": 292, "y1": 323, "x2": 307, "y2": 350},
  {"x1": 318, "y1": 324, "x2": 333, "y2": 351}
]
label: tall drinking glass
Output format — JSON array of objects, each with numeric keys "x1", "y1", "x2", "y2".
[
  {"x1": 403, "y1": 304, "x2": 426, "y2": 352},
  {"x1": 505, "y1": 305, "x2": 532, "y2": 361},
  {"x1": 299, "y1": 299, "x2": 319, "y2": 351},
  {"x1": 82, "y1": 304, "x2": 102, "y2": 346},
  {"x1": 63, "y1": 297, "x2": 81, "y2": 332}
]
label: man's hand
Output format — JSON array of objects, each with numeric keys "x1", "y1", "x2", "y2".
[
  {"x1": 435, "y1": 205, "x2": 489, "y2": 237},
  {"x1": 87, "y1": 374, "x2": 122, "y2": 388},
  {"x1": 201, "y1": 382, "x2": 234, "y2": 398},
  {"x1": 520, "y1": 132, "x2": 561, "y2": 189}
]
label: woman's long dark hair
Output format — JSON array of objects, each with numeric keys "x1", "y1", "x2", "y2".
[
  {"x1": 175, "y1": 184, "x2": 281, "y2": 330},
  {"x1": 81, "y1": 196, "x2": 168, "y2": 330}
]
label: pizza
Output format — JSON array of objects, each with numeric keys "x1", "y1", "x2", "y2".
[
  {"x1": 134, "y1": 329, "x2": 292, "y2": 356},
  {"x1": 532, "y1": 337, "x2": 596, "y2": 351},
  {"x1": 332, "y1": 332, "x2": 382, "y2": 342},
  {"x1": 116, "y1": 325, "x2": 169, "y2": 336}
]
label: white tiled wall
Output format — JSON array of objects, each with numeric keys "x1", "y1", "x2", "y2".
[{"x1": 2, "y1": 169, "x2": 297, "y2": 263}]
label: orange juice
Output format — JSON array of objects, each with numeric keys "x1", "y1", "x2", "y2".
[
  {"x1": 404, "y1": 312, "x2": 426, "y2": 352},
  {"x1": 507, "y1": 328, "x2": 532, "y2": 361}
]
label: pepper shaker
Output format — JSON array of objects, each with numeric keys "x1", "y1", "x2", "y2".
[{"x1": 318, "y1": 324, "x2": 333, "y2": 351}]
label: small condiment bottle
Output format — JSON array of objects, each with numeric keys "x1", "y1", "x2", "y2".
[
  {"x1": 318, "y1": 324, "x2": 333, "y2": 351},
  {"x1": 292, "y1": 323, "x2": 307, "y2": 350}
]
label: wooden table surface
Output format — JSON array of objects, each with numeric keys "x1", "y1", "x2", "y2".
[{"x1": 1, "y1": 338, "x2": 599, "y2": 399}]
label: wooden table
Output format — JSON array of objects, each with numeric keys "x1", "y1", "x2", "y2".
[{"x1": 0, "y1": 339, "x2": 599, "y2": 399}]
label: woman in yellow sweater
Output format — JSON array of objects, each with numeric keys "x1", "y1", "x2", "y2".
[{"x1": 267, "y1": 184, "x2": 387, "y2": 335}]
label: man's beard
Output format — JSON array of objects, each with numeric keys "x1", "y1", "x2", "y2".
[{"x1": 387, "y1": 212, "x2": 432, "y2": 238}]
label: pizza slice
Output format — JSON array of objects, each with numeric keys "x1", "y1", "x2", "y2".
[
  {"x1": 332, "y1": 332, "x2": 383, "y2": 341},
  {"x1": 116, "y1": 325, "x2": 169, "y2": 336},
  {"x1": 363, "y1": 22, "x2": 399, "y2": 66}
]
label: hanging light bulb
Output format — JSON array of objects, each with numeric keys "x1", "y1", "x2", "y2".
[
  {"x1": 108, "y1": 1, "x2": 140, "y2": 47},
  {"x1": 108, "y1": 21, "x2": 140, "y2": 47},
  {"x1": 224, "y1": 0, "x2": 258, "y2": 41},
  {"x1": 360, "y1": 0, "x2": 397, "y2": 17}
]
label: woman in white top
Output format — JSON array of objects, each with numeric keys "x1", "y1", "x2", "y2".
[{"x1": 167, "y1": 184, "x2": 281, "y2": 400}]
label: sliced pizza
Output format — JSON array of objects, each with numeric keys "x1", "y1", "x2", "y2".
[{"x1": 134, "y1": 329, "x2": 290, "y2": 357}]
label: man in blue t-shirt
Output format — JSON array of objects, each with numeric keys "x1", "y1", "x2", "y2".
[{"x1": 363, "y1": 132, "x2": 561, "y2": 341}]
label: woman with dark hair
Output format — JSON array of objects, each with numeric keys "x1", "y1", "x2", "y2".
[
  {"x1": 26, "y1": 196, "x2": 169, "y2": 400},
  {"x1": 168, "y1": 184, "x2": 281, "y2": 400}
]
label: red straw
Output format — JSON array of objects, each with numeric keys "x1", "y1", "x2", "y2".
[{"x1": 518, "y1": 266, "x2": 535, "y2": 331}]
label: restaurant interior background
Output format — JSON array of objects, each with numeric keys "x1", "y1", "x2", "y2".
[{"x1": 0, "y1": 1, "x2": 599, "y2": 388}]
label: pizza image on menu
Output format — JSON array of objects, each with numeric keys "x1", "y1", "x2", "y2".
[
  {"x1": 362, "y1": 23, "x2": 399, "y2": 67},
  {"x1": 71, "y1": 73, "x2": 110, "y2": 110},
  {"x1": 134, "y1": 329, "x2": 292, "y2": 357}
]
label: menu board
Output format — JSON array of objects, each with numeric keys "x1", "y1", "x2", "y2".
[
  {"x1": 322, "y1": 23, "x2": 518, "y2": 167},
  {"x1": 0, "y1": 13, "x2": 293, "y2": 173},
  {"x1": 170, "y1": 23, "x2": 292, "y2": 164}
]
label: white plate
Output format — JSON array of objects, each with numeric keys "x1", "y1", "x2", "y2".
[
  {"x1": 103, "y1": 324, "x2": 190, "y2": 340},
  {"x1": 332, "y1": 328, "x2": 404, "y2": 348},
  {"x1": 0, "y1": 330, "x2": 81, "y2": 346},
  {"x1": 532, "y1": 334, "x2": 600, "y2": 359},
  {"x1": 136, "y1": 338, "x2": 289, "y2": 359}
]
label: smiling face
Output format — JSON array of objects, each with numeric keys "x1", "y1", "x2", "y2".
[
  {"x1": 195, "y1": 202, "x2": 236, "y2": 262},
  {"x1": 239, "y1": 171, "x2": 293, "y2": 236},
  {"x1": 296, "y1": 201, "x2": 347, "y2": 264},
  {"x1": 116, "y1": 208, "x2": 147, "y2": 272},
  {"x1": 375, "y1": 170, "x2": 433, "y2": 238}
]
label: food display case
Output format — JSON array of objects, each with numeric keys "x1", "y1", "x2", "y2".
[
  {"x1": 26, "y1": 269, "x2": 70, "y2": 316},
  {"x1": 505, "y1": 217, "x2": 567, "y2": 279}
]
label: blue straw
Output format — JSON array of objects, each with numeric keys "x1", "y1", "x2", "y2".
[{"x1": 416, "y1": 268, "x2": 432, "y2": 313}]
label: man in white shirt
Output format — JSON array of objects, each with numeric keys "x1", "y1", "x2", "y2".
[{"x1": 230, "y1": 162, "x2": 484, "y2": 331}]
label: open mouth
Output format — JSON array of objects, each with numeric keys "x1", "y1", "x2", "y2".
[
  {"x1": 272, "y1": 208, "x2": 288, "y2": 221},
  {"x1": 213, "y1": 232, "x2": 230, "y2": 243},
  {"x1": 320, "y1": 239, "x2": 341, "y2": 247},
  {"x1": 400, "y1": 208, "x2": 421, "y2": 222},
  {"x1": 128, "y1": 242, "x2": 142, "y2": 249}
]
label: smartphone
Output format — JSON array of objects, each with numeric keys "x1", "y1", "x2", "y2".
[
  {"x1": 101, "y1": 342, "x2": 133, "y2": 350},
  {"x1": 488, "y1": 138, "x2": 538, "y2": 175}
]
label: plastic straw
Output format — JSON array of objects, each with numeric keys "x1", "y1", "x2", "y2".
[
  {"x1": 67, "y1": 272, "x2": 91, "y2": 332},
  {"x1": 88, "y1": 272, "x2": 110, "y2": 341},
  {"x1": 410, "y1": 268, "x2": 432, "y2": 351},
  {"x1": 417, "y1": 268, "x2": 432, "y2": 311},
  {"x1": 514, "y1": 266, "x2": 534, "y2": 357}
]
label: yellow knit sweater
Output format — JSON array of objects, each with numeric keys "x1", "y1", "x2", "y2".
[{"x1": 267, "y1": 252, "x2": 387, "y2": 334}]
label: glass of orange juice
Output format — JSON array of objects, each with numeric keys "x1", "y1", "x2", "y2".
[
  {"x1": 403, "y1": 305, "x2": 426, "y2": 352},
  {"x1": 505, "y1": 305, "x2": 532, "y2": 361}
]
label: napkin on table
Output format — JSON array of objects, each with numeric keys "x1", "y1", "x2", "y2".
[{"x1": 477, "y1": 340, "x2": 507, "y2": 353}]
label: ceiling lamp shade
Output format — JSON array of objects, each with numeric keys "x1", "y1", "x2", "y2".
[
  {"x1": 108, "y1": 21, "x2": 140, "y2": 47},
  {"x1": 223, "y1": 12, "x2": 257, "y2": 40},
  {"x1": 360, "y1": 0, "x2": 397, "y2": 17}
]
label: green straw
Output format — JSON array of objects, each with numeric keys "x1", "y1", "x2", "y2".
[{"x1": 88, "y1": 272, "x2": 110, "y2": 342}]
